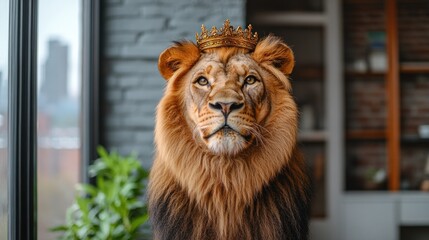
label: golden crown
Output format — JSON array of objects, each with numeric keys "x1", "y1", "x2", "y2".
[{"x1": 195, "y1": 19, "x2": 259, "y2": 52}]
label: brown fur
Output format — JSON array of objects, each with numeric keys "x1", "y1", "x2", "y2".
[{"x1": 149, "y1": 36, "x2": 311, "y2": 240}]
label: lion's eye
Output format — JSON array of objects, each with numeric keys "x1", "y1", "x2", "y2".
[
  {"x1": 244, "y1": 75, "x2": 257, "y2": 85},
  {"x1": 196, "y1": 77, "x2": 209, "y2": 86}
]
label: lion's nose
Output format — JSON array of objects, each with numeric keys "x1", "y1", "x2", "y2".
[{"x1": 209, "y1": 101, "x2": 244, "y2": 116}]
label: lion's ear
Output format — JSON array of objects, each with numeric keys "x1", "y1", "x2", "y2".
[
  {"x1": 158, "y1": 41, "x2": 200, "y2": 80},
  {"x1": 252, "y1": 35, "x2": 295, "y2": 75}
]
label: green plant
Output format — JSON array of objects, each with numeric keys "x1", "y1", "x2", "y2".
[{"x1": 52, "y1": 146, "x2": 149, "y2": 240}]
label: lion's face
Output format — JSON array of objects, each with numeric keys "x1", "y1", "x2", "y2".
[
  {"x1": 185, "y1": 54, "x2": 270, "y2": 155},
  {"x1": 158, "y1": 36, "x2": 295, "y2": 157}
]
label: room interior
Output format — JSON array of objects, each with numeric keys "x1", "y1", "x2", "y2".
[{"x1": 1, "y1": 0, "x2": 429, "y2": 239}]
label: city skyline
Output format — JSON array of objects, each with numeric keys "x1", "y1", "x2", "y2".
[{"x1": 40, "y1": 39, "x2": 69, "y2": 104}]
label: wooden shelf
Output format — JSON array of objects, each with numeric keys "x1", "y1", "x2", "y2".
[
  {"x1": 400, "y1": 62, "x2": 429, "y2": 73},
  {"x1": 346, "y1": 130, "x2": 386, "y2": 140},
  {"x1": 401, "y1": 135, "x2": 429, "y2": 144},
  {"x1": 344, "y1": 70, "x2": 386, "y2": 78},
  {"x1": 345, "y1": 0, "x2": 385, "y2": 4},
  {"x1": 299, "y1": 131, "x2": 327, "y2": 142}
]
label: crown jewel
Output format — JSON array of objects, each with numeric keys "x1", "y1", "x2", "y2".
[{"x1": 196, "y1": 19, "x2": 259, "y2": 52}]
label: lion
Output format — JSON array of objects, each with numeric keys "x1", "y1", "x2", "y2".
[{"x1": 148, "y1": 34, "x2": 311, "y2": 240}]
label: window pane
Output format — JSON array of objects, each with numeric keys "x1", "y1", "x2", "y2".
[
  {"x1": 0, "y1": 0, "x2": 9, "y2": 239},
  {"x1": 37, "y1": 0, "x2": 82, "y2": 239}
]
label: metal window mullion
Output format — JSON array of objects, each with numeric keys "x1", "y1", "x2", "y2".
[
  {"x1": 81, "y1": 0, "x2": 101, "y2": 183},
  {"x1": 8, "y1": 0, "x2": 38, "y2": 239}
]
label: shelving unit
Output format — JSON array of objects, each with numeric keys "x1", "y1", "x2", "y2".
[
  {"x1": 343, "y1": 0, "x2": 429, "y2": 238},
  {"x1": 343, "y1": 0, "x2": 429, "y2": 192}
]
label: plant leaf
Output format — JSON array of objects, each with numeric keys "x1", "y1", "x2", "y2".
[
  {"x1": 50, "y1": 225, "x2": 68, "y2": 232},
  {"x1": 77, "y1": 183, "x2": 98, "y2": 197},
  {"x1": 130, "y1": 214, "x2": 149, "y2": 231}
]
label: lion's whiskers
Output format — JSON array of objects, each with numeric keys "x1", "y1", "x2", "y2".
[
  {"x1": 240, "y1": 124, "x2": 266, "y2": 146},
  {"x1": 253, "y1": 122, "x2": 272, "y2": 138}
]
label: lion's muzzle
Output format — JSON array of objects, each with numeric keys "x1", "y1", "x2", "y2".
[{"x1": 209, "y1": 101, "x2": 244, "y2": 118}]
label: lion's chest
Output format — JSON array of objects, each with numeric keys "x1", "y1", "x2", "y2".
[{"x1": 150, "y1": 168, "x2": 308, "y2": 240}]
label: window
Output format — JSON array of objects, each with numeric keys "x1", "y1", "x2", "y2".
[
  {"x1": 0, "y1": 0, "x2": 10, "y2": 239},
  {"x1": 37, "y1": 0, "x2": 82, "y2": 238},
  {"x1": 6, "y1": 1, "x2": 100, "y2": 239}
]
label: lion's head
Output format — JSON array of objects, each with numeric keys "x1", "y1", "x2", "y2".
[{"x1": 157, "y1": 36, "x2": 297, "y2": 157}]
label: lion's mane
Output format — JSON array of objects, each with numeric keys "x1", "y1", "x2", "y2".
[{"x1": 148, "y1": 36, "x2": 311, "y2": 240}]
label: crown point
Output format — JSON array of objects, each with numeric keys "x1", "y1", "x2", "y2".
[
  {"x1": 210, "y1": 26, "x2": 218, "y2": 36},
  {"x1": 201, "y1": 25, "x2": 209, "y2": 38}
]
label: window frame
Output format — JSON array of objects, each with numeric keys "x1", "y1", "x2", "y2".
[
  {"x1": 81, "y1": 0, "x2": 101, "y2": 183},
  {"x1": 8, "y1": 0, "x2": 38, "y2": 238},
  {"x1": 8, "y1": 0, "x2": 101, "y2": 239}
]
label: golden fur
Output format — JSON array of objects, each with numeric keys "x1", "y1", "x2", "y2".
[{"x1": 148, "y1": 36, "x2": 310, "y2": 240}]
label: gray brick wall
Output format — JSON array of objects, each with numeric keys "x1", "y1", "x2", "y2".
[{"x1": 102, "y1": 0, "x2": 245, "y2": 168}]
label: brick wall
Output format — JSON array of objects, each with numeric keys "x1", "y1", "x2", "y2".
[
  {"x1": 398, "y1": 0, "x2": 429, "y2": 62},
  {"x1": 346, "y1": 77, "x2": 386, "y2": 130},
  {"x1": 401, "y1": 75, "x2": 429, "y2": 135},
  {"x1": 101, "y1": 0, "x2": 245, "y2": 167}
]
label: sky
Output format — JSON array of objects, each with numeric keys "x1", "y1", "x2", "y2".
[
  {"x1": 0, "y1": 0, "x2": 9, "y2": 80},
  {"x1": 0, "y1": 0, "x2": 80, "y2": 97}
]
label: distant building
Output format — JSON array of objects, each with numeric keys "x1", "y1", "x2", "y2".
[{"x1": 40, "y1": 39, "x2": 69, "y2": 103}]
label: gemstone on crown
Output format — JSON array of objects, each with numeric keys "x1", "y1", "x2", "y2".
[{"x1": 195, "y1": 19, "x2": 259, "y2": 52}]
